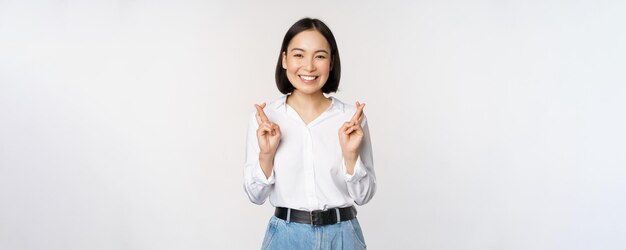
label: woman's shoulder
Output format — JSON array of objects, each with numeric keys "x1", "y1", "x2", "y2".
[
  {"x1": 249, "y1": 95, "x2": 287, "y2": 117},
  {"x1": 267, "y1": 95, "x2": 288, "y2": 108},
  {"x1": 248, "y1": 95, "x2": 287, "y2": 124},
  {"x1": 330, "y1": 96, "x2": 368, "y2": 122},
  {"x1": 329, "y1": 96, "x2": 355, "y2": 113}
]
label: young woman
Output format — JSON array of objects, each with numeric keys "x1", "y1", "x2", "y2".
[{"x1": 244, "y1": 17, "x2": 376, "y2": 249}]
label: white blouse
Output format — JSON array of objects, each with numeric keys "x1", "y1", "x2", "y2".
[{"x1": 244, "y1": 95, "x2": 376, "y2": 211}]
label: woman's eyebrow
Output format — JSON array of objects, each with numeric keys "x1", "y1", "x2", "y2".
[
  {"x1": 315, "y1": 49, "x2": 329, "y2": 54},
  {"x1": 290, "y1": 48, "x2": 329, "y2": 54}
]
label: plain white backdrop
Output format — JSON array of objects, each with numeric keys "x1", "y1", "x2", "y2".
[{"x1": 1, "y1": 0, "x2": 625, "y2": 249}]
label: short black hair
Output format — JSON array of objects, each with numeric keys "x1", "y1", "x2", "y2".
[{"x1": 275, "y1": 18, "x2": 341, "y2": 94}]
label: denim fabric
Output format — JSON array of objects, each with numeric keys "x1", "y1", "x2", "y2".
[{"x1": 261, "y1": 216, "x2": 367, "y2": 250}]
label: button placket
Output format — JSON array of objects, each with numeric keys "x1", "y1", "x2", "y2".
[{"x1": 303, "y1": 126, "x2": 318, "y2": 208}]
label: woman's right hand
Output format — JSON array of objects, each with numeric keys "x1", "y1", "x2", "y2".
[{"x1": 255, "y1": 103, "x2": 281, "y2": 157}]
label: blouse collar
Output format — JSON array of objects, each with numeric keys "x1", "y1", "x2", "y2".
[{"x1": 272, "y1": 94, "x2": 345, "y2": 113}]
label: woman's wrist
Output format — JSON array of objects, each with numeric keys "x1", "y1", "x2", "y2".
[
  {"x1": 259, "y1": 153, "x2": 275, "y2": 167},
  {"x1": 342, "y1": 151, "x2": 358, "y2": 161},
  {"x1": 259, "y1": 152, "x2": 276, "y2": 178},
  {"x1": 342, "y1": 152, "x2": 358, "y2": 175},
  {"x1": 259, "y1": 151, "x2": 275, "y2": 158}
]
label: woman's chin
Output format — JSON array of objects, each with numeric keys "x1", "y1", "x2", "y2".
[{"x1": 293, "y1": 87, "x2": 324, "y2": 95}]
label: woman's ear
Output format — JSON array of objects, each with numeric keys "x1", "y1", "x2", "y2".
[{"x1": 282, "y1": 51, "x2": 287, "y2": 69}]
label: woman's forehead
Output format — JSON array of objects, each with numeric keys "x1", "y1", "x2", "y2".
[{"x1": 288, "y1": 30, "x2": 330, "y2": 51}]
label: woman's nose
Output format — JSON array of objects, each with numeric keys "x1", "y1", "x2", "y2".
[{"x1": 303, "y1": 58, "x2": 316, "y2": 71}]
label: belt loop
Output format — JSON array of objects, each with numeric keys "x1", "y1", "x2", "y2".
[
  {"x1": 286, "y1": 208, "x2": 291, "y2": 223},
  {"x1": 335, "y1": 208, "x2": 341, "y2": 222}
]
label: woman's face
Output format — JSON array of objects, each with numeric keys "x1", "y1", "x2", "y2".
[{"x1": 282, "y1": 29, "x2": 332, "y2": 95}]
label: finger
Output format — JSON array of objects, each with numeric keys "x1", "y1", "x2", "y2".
[
  {"x1": 347, "y1": 121, "x2": 364, "y2": 134},
  {"x1": 274, "y1": 124, "x2": 281, "y2": 134},
  {"x1": 349, "y1": 102, "x2": 362, "y2": 122},
  {"x1": 345, "y1": 126, "x2": 355, "y2": 134},
  {"x1": 340, "y1": 122, "x2": 351, "y2": 133},
  {"x1": 255, "y1": 103, "x2": 270, "y2": 124},
  {"x1": 272, "y1": 123, "x2": 281, "y2": 137},
  {"x1": 257, "y1": 123, "x2": 272, "y2": 135},
  {"x1": 344, "y1": 122, "x2": 356, "y2": 134},
  {"x1": 254, "y1": 104, "x2": 263, "y2": 124},
  {"x1": 270, "y1": 123, "x2": 280, "y2": 130},
  {"x1": 356, "y1": 102, "x2": 366, "y2": 124},
  {"x1": 350, "y1": 101, "x2": 365, "y2": 123},
  {"x1": 352, "y1": 125, "x2": 364, "y2": 136}
]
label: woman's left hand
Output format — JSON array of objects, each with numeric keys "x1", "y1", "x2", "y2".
[{"x1": 339, "y1": 102, "x2": 365, "y2": 158}]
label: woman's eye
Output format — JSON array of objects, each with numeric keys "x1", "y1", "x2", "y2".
[
  {"x1": 316, "y1": 55, "x2": 327, "y2": 59},
  {"x1": 293, "y1": 54, "x2": 303, "y2": 58}
]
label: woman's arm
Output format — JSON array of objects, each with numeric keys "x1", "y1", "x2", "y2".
[
  {"x1": 254, "y1": 103, "x2": 281, "y2": 178},
  {"x1": 339, "y1": 102, "x2": 376, "y2": 205},
  {"x1": 243, "y1": 105, "x2": 281, "y2": 205},
  {"x1": 343, "y1": 116, "x2": 377, "y2": 205},
  {"x1": 339, "y1": 102, "x2": 365, "y2": 174}
]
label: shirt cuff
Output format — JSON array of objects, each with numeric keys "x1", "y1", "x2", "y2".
[
  {"x1": 344, "y1": 156, "x2": 368, "y2": 183},
  {"x1": 253, "y1": 163, "x2": 275, "y2": 186}
]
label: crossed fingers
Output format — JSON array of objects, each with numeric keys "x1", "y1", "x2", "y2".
[
  {"x1": 255, "y1": 103, "x2": 270, "y2": 125},
  {"x1": 350, "y1": 101, "x2": 365, "y2": 123},
  {"x1": 255, "y1": 103, "x2": 280, "y2": 137},
  {"x1": 343, "y1": 102, "x2": 365, "y2": 135}
]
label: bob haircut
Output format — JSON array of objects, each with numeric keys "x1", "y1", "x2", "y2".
[{"x1": 275, "y1": 18, "x2": 341, "y2": 94}]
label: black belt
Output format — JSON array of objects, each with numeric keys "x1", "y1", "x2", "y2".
[{"x1": 274, "y1": 206, "x2": 357, "y2": 226}]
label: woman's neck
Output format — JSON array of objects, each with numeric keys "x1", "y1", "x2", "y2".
[
  {"x1": 287, "y1": 91, "x2": 329, "y2": 111},
  {"x1": 286, "y1": 90, "x2": 331, "y2": 124}
]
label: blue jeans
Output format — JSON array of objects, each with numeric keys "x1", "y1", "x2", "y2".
[{"x1": 261, "y1": 216, "x2": 367, "y2": 250}]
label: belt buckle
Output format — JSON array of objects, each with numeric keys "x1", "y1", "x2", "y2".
[{"x1": 310, "y1": 210, "x2": 323, "y2": 226}]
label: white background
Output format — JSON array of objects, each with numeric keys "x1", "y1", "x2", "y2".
[{"x1": 1, "y1": 0, "x2": 625, "y2": 249}]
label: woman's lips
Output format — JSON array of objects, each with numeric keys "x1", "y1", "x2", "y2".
[{"x1": 299, "y1": 75, "x2": 318, "y2": 82}]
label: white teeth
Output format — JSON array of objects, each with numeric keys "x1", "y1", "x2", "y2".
[{"x1": 300, "y1": 75, "x2": 317, "y2": 81}]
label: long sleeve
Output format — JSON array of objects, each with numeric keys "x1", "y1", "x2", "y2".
[
  {"x1": 243, "y1": 112, "x2": 275, "y2": 205},
  {"x1": 343, "y1": 117, "x2": 377, "y2": 205}
]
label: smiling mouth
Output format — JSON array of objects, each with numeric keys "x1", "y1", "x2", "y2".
[{"x1": 299, "y1": 75, "x2": 318, "y2": 81}]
